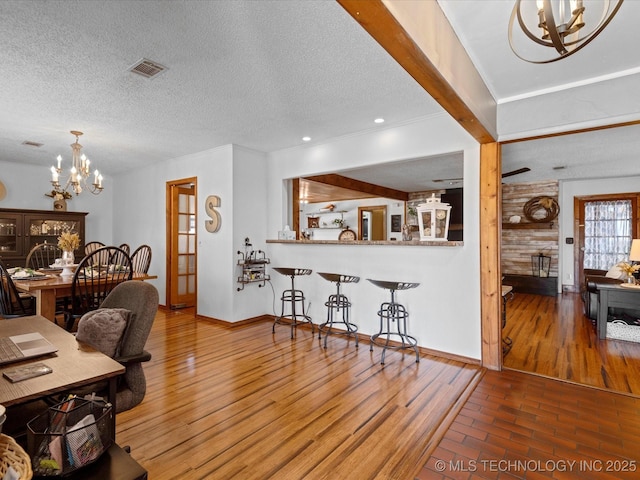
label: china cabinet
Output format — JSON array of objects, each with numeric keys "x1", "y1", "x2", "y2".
[{"x1": 0, "y1": 208, "x2": 87, "y2": 267}]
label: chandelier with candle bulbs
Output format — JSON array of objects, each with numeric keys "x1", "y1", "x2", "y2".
[
  {"x1": 508, "y1": 0, "x2": 624, "y2": 63},
  {"x1": 48, "y1": 130, "x2": 103, "y2": 196}
]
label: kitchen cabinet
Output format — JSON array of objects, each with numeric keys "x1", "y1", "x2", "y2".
[{"x1": 0, "y1": 208, "x2": 87, "y2": 268}]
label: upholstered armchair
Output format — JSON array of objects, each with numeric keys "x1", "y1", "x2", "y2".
[{"x1": 75, "y1": 280, "x2": 159, "y2": 412}]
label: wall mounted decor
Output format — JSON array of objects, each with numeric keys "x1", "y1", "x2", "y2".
[
  {"x1": 523, "y1": 196, "x2": 559, "y2": 223},
  {"x1": 204, "y1": 195, "x2": 221, "y2": 233}
]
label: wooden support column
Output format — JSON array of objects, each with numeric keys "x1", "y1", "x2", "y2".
[
  {"x1": 480, "y1": 142, "x2": 502, "y2": 370},
  {"x1": 292, "y1": 178, "x2": 300, "y2": 240}
]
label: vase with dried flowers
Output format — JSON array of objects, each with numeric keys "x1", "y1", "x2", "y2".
[
  {"x1": 618, "y1": 262, "x2": 640, "y2": 284},
  {"x1": 58, "y1": 232, "x2": 80, "y2": 266}
]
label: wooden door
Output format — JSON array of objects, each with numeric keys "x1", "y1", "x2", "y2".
[
  {"x1": 167, "y1": 179, "x2": 197, "y2": 309},
  {"x1": 575, "y1": 193, "x2": 638, "y2": 291},
  {"x1": 357, "y1": 206, "x2": 387, "y2": 241}
]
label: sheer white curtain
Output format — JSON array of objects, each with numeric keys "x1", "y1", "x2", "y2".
[{"x1": 584, "y1": 200, "x2": 632, "y2": 269}]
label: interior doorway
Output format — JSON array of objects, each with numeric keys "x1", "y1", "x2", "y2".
[
  {"x1": 166, "y1": 178, "x2": 197, "y2": 309},
  {"x1": 575, "y1": 194, "x2": 638, "y2": 290},
  {"x1": 358, "y1": 206, "x2": 387, "y2": 241}
]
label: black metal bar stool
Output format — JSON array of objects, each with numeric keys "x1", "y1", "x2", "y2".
[
  {"x1": 367, "y1": 279, "x2": 420, "y2": 364},
  {"x1": 272, "y1": 267, "x2": 313, "y2": 338},
  {"x1": 317, "y1": 272, "x2": 360, "y2": 348}
]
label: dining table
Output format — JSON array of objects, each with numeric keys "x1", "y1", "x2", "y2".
[{"x1": 13, "y1": 272, "x2": 158, "y2": 322}]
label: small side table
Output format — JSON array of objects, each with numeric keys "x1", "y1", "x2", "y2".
[
  {"x1": 272, "y1": 267, "x2": 313, "y2": 338},
  {"x1": 317, "y1": 272, "x2": 360, "y2": 348},
  {"x1": 367, "y1": 279, "x2": 420, "y2": 364}
]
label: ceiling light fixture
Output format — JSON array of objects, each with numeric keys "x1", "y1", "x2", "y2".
[
  {"x1": 302, "y1": 136, "x2": 311, "y2": 142},
  {"x1": 48, "y1": 131, "x2": 103, "y2": 197},
  {"x1": 374, "y1": 118, "x2": 385, "y2": 124},
  {"x1": 508, "y1": 0, "x2": 624, "y2": 63}
]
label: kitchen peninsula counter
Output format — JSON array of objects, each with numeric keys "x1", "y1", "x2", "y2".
[{"x1": 267, "y1": 239, "x2": 463, "y2": 246}]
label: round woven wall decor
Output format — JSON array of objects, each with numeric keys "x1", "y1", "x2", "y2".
[{"x1": 523, "y1": 196, "x2": 559, "y2": 223}]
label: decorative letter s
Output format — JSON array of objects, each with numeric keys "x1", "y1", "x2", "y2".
[{"x1": 205, "y1": 195, "x2": 221, "y2": 233}]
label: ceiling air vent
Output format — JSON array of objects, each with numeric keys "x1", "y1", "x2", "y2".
[
  {"x1": 22, "y1": 140, "x2": 43, "y2": 147},
  {"x1": 128, "y1": 58, "x2": 167, "y2": 79}
]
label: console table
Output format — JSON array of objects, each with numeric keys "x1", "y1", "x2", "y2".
[{"x1": 596, "y1": 284, "x2": 640, "y2": 339}]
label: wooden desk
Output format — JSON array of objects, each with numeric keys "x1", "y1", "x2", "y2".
[
  {"x1": 0, "y1": 315, "x2": 124, "y2": 409},
  {"x1": 596, "y1": 283, "x2": 640, "y2": 339},
  {"x1": 14, "y1": 274, "x2": 157, "y2": 322},
  {"x1": 0, "y1": 316, "x2": 147, "y2": 479}
]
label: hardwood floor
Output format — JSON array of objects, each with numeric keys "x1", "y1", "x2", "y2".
[
  {"x1": 502, "y1": 292, "x2": 640, "y2": 396},
  {"x1": 116, "y1": 294, "x2": 640, "y2": 479},
  {"x1": 420, "y1": 369, "x2": 640, "y2": 480},
  {"x1": 116, "y1": 308, "x2": 481, "y2": 479}
]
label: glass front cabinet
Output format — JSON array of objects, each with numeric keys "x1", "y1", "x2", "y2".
[{"x1": 0, "y1": 208, "x2": 87, "y2": 267}]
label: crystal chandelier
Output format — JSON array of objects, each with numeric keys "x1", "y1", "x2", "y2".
[
  {"x1": 508, "y1": 0, "x2": 624, "y2": 63},
  {"x1": 48, "y1": 130, "x2": 103, "y2": 196}
]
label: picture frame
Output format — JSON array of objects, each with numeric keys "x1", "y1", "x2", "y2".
[{"x1": 391, "y1": 214, "x2": 402, "y2": 233}]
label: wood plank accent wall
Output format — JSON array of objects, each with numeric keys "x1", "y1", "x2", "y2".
[{"x1": 502, "y1": 181, "x2": 559, "y2": 277}]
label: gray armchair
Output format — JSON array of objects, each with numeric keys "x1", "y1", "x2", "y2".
[
  {"x1": 75, "y1": 280, "x2": 159, "y2": 412},
  {"x1": 102, "y1": 280, "x2": 158, "y2": 412}
]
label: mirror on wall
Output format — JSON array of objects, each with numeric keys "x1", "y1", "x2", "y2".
[{"x1": 291, "y1": 152, "x2": 464, "y2": 242}]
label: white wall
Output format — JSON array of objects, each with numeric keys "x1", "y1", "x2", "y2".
[
  {"x1": 1, "y1": 113, "x2": 483, "y2": 360},
  {"x1": 559, "y1": 175, "x2": 640, "y2": 288},
  {"x1": 112, "y1": 145, "x2": 235, "y2": 314},
  {"x1": 230, "y1": 146, "x2": 270, "y2": 321},
  {"x1": 267, "y1": 114, "x2": 482, "y2": 360},
  {"x1": 111, "y1": 144, "x2": 270, "y2": 321},
  {"x1": 0, "y1": 160, "x2": 113, "y2": 244}
]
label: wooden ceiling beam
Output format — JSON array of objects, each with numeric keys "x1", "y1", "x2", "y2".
[
  {"x1": 337, "y1": 0, "x2": 496, "y2": 144},
  {"x1": 304, "y1": 174, "x2": 409, "y2": 201}
]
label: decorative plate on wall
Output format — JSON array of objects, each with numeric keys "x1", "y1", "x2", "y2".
[{"x1": 0, "y1": 180, "x2": 6, "y2": 201}]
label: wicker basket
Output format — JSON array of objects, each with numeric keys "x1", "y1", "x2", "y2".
[{"x1": 0, "y1": 434, "x2": 33, "y2": 480}]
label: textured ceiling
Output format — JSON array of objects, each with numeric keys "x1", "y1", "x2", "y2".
[{"x1": 1, "y1": 0, "x2": 639, "y2": 193}]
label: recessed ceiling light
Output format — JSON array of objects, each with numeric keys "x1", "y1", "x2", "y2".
[
  {"x1": 302, "y1": 136, "x2": 311, "y2": 142},
  {"x1": 374, "y1": 118, "x2": 385, "y2": 124}
]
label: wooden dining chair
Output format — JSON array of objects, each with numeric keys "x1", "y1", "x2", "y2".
[
  {"x1": 84, "y1": 241, "x2": 105, "y2": 256},
  {"x1": 118, "y1": 243, "x2": 131, "y2": 255},
  {"x1": 130, "y1": 245, "x2": 152, "y2": 274},
  {"x1": 25, "y1": 242, "x2": 63, "y2": 270},
  {"x1": 64, "y1": 246, "x2": 132, "y2": 331},
  {"x1": 25, "y1": 242, "x2": 69, "y2": 322},
  {"x1": 0, "y1": 259, "x2": 36, "y2": 318}
]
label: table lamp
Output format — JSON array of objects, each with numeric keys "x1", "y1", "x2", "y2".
[
  {"x1": 630, "y1": 239, "x2": 640, "y2": 282},
  {"x1": 630, "y1": 239, "x2": 640, "y2": 263}
]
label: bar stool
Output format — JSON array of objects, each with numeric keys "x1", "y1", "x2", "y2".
[
  {"x1": 317, "y1": 272, "x2": 360, "y2": 348},
  {"x1": 367, "y1": 279, "x2": 420, "y2": 364},
  {"x1": 272, "y1": 267, "x2": 313, "y2": 338},
  {"x1": 502, "y1": 285, "x2": 514, "y2": 356}
]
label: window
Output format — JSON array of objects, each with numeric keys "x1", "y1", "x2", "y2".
[{"x1": 583, "y1": 200, "x2": 632, "y2": 269}]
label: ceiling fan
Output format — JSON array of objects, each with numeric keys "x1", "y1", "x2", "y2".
[{"x1": 432, "y1": 167, "x2": 530, "y2": 183}]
